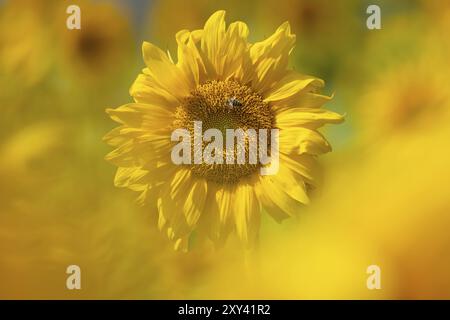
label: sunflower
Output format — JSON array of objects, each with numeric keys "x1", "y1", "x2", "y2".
[
  {"x1": 56, "y1": 0, "x2": 133, "y2": 83},
  {"x1": 357, "y1": 50, "x2": 450, "y2": 143},
  {"x1": 105, "y1": 11, "x2": 343, "y2": 251},
  {"x1": 0, "y1": 0, "x2": 54, "y2": 87}
]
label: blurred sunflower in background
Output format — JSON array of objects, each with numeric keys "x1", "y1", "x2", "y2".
[
  {"x1": 105, "y1": 11, "x2": 343, "y2": 251},
  {"x1": 255, "y1": 0, "x2": 362, "y2": 78},
  {"x1": 0, "y1": 0, "x2": 54, "y2": 87},
  {"x1": 358, "y1": 55, "x2": 450, "y2": 143},
  {"x1": 56, "y1": 0, "x2": 134, "y2": 86},
  {"x1": 355, "y1": 4, "x2": 450, "y2": 144}
]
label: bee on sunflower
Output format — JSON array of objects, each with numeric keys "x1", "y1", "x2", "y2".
[{"x1": 105, "y1": 11, "x2": 343, "y2": 251}]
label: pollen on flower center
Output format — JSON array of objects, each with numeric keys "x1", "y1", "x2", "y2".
[{"x1": 173, "y1": 80, "x2": 276, "y2": 184}]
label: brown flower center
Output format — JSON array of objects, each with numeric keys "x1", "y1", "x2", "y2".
[{"x1": 173, "y1": 80, "x2": 276, "y2": 184}]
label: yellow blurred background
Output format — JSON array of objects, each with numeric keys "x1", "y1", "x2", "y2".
[{"x1": 1, "y1": 0, "x2": 449, "y2": 299}]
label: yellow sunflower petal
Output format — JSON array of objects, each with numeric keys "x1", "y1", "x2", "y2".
[
  {"x1": 277, "y1": 107, "x2": 344, "y2": 129},
  {"x1": 105, "y1": 139, "x2": 156, "y2": 167},
  {"x1": 250, "y1": 21, "x2": 295, "y2": 92},
  {"x1": 233, "y1": 181, "x2": 260, "y2": 246},
  {"x1": 190, "y1": 29, "x2": 203, "y2": 43},
  {"x1": 216, "y1": 186, "x2": 234, "y2": 226},
  {"x1": 105, "y1": 126, "x2": 172, "y2": 168},
  {"x1": 222, "y1": 21, "x2": 251, "y2": 81},
  {"x1": 274, "y1": 92, "x2": 334, "y2": 110},
  {"x1": 142, "y1": 41, "x2": 191, "y2": 98},
  {"x1": 173, "y1": 236, "x2": 189, "y2": 252},
  {"x1": 270, "y1": 165, "x2": 310, "y2": 204},
  {"x1": 197, "y1": 183, "x2": 222, "y2": 243},
  {"x1": 163, "y1": 171, "x2": 208, "y2": 239},
  {"x1": 106, "y1": 103, "x2": 173, "y2": 128},
  {"x1": 279, "y1": 127, "x2": 332, "y2": 155},
  {"x1": 256, "y1": 175, "x2": 304, "y2": 219},
  {"x1": 255, "y1": 179, "x2": 290, "y2": 223},
  {"x1": 176, "y1": 29, "x2": 207, "y2": 87},
  {"x1": 199, "y1": 12, "x2": 251, "y2": 81},
  {"x1": 264, "y1": 70, "x2": 324, "y2": 102},
  {"x1": 200, "y1": 10, "x2": 226, "y2": 78},
  {"x1": 183, "y1": 179, "x2": 208, "y2": 227},
  {"x1": 143, "y1": 162, "x2": 177, "y2": 185},
  {"x1": 130, "y1": 73, "x2": 180, "y2": 108},
  {"x1": 114, "y1": 166, "x2": 148, "y2": 190},
  {"x1": 280, "y1": 153, "x2": 320, "y2": 187},
  {"x1": 103, "y1": 126, "x2": 131, "y2": 146},
  {"x1": 158, "y1": 210, "x2": 167, "y2": 231},
  {"x1": 158, "y1": 170, "x2": 191, "y2": 236}
]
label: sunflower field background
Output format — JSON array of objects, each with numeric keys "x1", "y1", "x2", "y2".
[{"x1": 1, "y1": 0, "x2": 450, "y2": 299}]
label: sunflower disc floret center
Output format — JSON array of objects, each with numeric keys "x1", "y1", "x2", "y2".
[{"x1": 174, "y1": 80, "x2": 276, "y2": 184}]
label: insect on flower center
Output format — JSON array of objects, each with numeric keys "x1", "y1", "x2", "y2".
[{"x1": 173, "y1": 80, "x2": 276, "y2": 184}]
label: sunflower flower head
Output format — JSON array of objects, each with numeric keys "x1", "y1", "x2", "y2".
[
  {"x1": 105, "y1": 11, "x2": 343, "y2": 251},
  {"x1": 56, "y1": 0, "x2": 133, "y2": 83},
  {"x1": 0, "y1": 0, "x2": 54, "y2": 87},
  {"x1": 358, "y1": 51, "x2": 450, "y2": 143}
]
